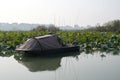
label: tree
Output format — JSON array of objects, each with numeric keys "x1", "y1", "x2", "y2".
[
  {"x1": 103, "y1": 19, "x2": 120, "y2": 32},
  {"x1": 32, "y1": 25, "x2": 60, "y2": 33},
  {"x1": 47, "y1": 25, "x2": 60, "y2": 32},
  {"x1": 92, "y1": 19, "x2": 120, "y2": 32},
  {"x1": 32, "y1": 25, "x2": 47, "y2": 31}
]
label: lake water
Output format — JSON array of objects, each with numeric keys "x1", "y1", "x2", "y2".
[{"x1": 0, "y1": 51, "x2": 120, "y2": 80}]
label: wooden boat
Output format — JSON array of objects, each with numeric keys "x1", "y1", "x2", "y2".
[{"x1": 16, "y1": 34, "x2": 80, "y2": 55}]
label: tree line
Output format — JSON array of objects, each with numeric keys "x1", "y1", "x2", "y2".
[
  {"x1": 32, "y1": 19, "x2": 120, "y2": 33},
  {"x1": 87, "y1": 19, "x2": 120, "y2": 33}
]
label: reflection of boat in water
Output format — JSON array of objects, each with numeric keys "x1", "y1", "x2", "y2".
[
  {"x1": 14, "y1": 52, "x2": 80, "y2": 72},
  {"x1": 15, "y1": 56, "x2": 61, "y2": 72}
]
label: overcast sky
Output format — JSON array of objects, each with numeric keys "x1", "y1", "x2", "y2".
[{"x1": 0, "y1": 0, "x2": 120, "y2": 26}]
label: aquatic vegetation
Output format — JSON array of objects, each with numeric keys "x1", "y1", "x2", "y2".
[
  {"x1": 0, "y1": 31, "x2": 119, "y2": 54},
  {"x1": 57, "y1": 31, "x2": 120, "y2": 50}
]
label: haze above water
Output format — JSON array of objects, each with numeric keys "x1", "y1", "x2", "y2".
[
  {"x1": 0, "y1": 0, "x2": 120, "y2": 26},
  {"x1": 0, "y1": 51, "x2": 120, "y2": 80}
]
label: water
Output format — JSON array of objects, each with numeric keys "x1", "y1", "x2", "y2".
[{"x1": 0, "y1": 51, "x2": 120, "y2": 80}]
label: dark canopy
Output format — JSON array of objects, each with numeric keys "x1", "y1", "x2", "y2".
[{"x1": 16, "y1": 34, "x2": 63, "y2": 51}]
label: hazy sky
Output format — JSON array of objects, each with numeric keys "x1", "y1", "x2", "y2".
[{"x1": 0, "y1": 0, "x2": 120, "y2": 26}]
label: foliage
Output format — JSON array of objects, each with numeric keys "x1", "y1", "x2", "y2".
[
  {"x1": 32, "y1": 25, "x2": 60, "y2": 33},
  {"x1": 0, "y1": 31, "x2": 120, "y2": 54},
  {"x1": 87, "y1": 19, "x2": 120, "y2": 33}
]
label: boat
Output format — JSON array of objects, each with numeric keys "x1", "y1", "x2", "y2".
[{"x1": 15, "y1": 34, "x2": 80, "y2": 55}]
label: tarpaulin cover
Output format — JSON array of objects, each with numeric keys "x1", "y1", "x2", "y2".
[{"x1": 16, "y1": 34, "x2": 63, "y2": 51}]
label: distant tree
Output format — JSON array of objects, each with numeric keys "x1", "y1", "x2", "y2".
[
  {"x1": 32, "y1": 25, "x2": 47, "y2": 31},
  {"x1": 32, "y1": 25, "x2": 60, "y2": 33},
  {"x1": 87, "y1": 19, "x2": 120, "y2": 32},
  {"x1": 103, "y1": 20, "x2": 120, "y2": 32},
  {"x1": 47, "y1": 25, "x2": 60, "y2": 32}
]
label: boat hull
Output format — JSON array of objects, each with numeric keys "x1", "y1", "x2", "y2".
[{"x1": 18, "y1": 46, "x2": 80, "y2": 56}]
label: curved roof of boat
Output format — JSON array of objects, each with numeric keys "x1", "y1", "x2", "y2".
[
  {"x1": 35, "y1": 34, "x2": 56, "y2": 39},
  {"x1": 16, "y1": 34, "x2": 62, "y2": 51}
]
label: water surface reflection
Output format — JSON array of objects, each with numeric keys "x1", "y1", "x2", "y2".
[
  {"x1": 14, "y1": 52, "x2": 80, "y2": 72},
  {"x1": 0, "y1": 50, "x2": 120, "y2": 80}
]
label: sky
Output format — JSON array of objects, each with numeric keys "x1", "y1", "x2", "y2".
[{"x1": 0, "y1": 0, "x2": 120, "y2": 26}]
